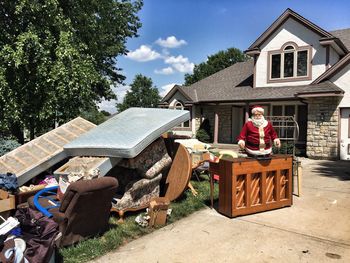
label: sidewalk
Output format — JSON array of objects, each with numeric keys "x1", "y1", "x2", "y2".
[{"x1": 92, "y1": 158, "x2": 350, "y2": 263}]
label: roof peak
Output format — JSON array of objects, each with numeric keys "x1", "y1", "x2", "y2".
[{"x1": 246, "y1": 8, "x2": 333, "y2": 52}]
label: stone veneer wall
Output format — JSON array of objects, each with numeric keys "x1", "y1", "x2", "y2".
[
  {"x1": 306, "y1": 97, "x2": 341, "y2": 159},
  {"x1": 194, "y1": 105, "x2": 232, "y2": 143}
]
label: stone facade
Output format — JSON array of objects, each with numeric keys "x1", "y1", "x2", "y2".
[
  {"x1": 306, "y1": 97, "x2": 341, "y2": 159},
  {"x1": 195, "y1": 105, "x2": 233, "y2": 143}
]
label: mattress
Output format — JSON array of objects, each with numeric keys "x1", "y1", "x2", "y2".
[{"x1": 64, "y1": 107, "x2": 190, "y2": 158}]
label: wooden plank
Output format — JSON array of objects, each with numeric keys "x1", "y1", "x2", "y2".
[{"x1": 0, "y1": 117, "x2": 96, "y2": 186}]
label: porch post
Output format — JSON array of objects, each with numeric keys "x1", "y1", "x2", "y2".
[
  {"x1": 245, "y1": 103, "x2": 250, "y2": 122},
  {"x1": 214, "y1": 111, "x2": 219, "y2": 144},
  {"x1": 191, "y1": 105, "x2": 196, "y2": 136}
]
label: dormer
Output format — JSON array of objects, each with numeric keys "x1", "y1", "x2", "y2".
[{"x1": 245, "y1": 8, "x2": 348, "y2": 88}]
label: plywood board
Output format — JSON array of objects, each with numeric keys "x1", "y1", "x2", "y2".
[{"x1": 0, "y1": 117, "x2": 96, "y2": 186}]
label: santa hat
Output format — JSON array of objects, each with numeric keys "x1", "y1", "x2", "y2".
[{"x1": 251, "y1": 105, "x2": 264, "y2": 115}]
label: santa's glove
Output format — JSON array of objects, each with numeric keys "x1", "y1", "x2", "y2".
[
  {"x1": 238, "y1": 140, "x2": 245, "y2": 149},
  {"x1": 274, "y1": 138, "x2": 281, "y2": 148}
]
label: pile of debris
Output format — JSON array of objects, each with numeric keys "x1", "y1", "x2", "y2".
[{"x1": 0, "y1": 107, "x2": 191, "y2": 261}]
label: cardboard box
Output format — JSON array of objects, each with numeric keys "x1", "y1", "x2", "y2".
[{"x1": 0, "y1": 194, "x2": 15, "y2": 213}]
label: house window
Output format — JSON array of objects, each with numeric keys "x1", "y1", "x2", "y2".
[
  {"x1": 173, "y1": 101, "x2": 190, "y2": 129},
  {"x1": 268, "y1": 43, "x2": 311, "y2": 82}
]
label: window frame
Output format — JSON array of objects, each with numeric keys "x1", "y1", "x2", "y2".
[
  {"x1": 170, "y1": 101, "x2": 192, "y2": 131},
  {"x1": 267, "y1": 42, "x2": 312, "y2": 83}
]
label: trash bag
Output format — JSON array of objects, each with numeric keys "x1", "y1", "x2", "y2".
[{"x1": 14, "y1": 207, "x2": 59, "y2": 263}]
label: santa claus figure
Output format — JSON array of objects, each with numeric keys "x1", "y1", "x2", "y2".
[{"x1": 237, "y1": 106, "x2": 281, "y2": 156}]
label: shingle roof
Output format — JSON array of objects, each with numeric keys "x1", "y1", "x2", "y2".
[
  {"x1": 330, "y1": 28, "x2": 350, "y2": 51},
  {"x1": 313, "y1": 52, "x2": 350, "y2": 84},
  {"x1": 246, "y1": 8, "x2": 333, "y2": 52},
  {"x1": 184, "y1": 59, "x2": 254, "y2": 102},
  {"x1": 195, "y1": 81, "x2": 343, "y2": 102}
]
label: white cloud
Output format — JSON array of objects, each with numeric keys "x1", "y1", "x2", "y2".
[
  {"x1": 154, "y1": 67, "x2": 174, "y2": 75},
  {"x1": 126, "y1": 45, "x2": 161, "y2": 62},
  {"x1": 164, "y1": 55, "x2": 194, "y2": 73},
  {"x1": 155, "y1": 36, "x2": 187, "y2": 48},
  {"x1": 160, "y1": 83, "x2": 178, "y2": 97},
  {"x1": 97, "y1": 85, "x2": 131, "y2": 114}
]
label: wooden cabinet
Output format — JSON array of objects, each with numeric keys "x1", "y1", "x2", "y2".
[{"x1": 210, "y1": 155, "x2": 293, "y2": 217}]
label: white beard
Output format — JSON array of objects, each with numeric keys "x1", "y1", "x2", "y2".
[{"x1": 251, "y1": 116, "x2": 265, "y2": 127}]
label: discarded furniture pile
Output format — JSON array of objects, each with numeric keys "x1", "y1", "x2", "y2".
[{"x1": 0, "y1": 107, "x2": 191, "y2": 262}]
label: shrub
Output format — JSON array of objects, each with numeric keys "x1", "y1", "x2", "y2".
[
  {"x1": 273, "y1": 141, "x2": 300, "y2": 155},
  {"x1": 196, "y1": 118, "x2": 212, "y2": 143},
  {"x1": 0, "y1": 137, "x2": 21, "y2": 156},
  {"x1": 196, "y1": 129, "x2": 210, "y2": 143}
]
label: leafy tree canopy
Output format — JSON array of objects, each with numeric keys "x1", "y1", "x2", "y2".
[
  {"x1": 117, "y1": 74, "x2": 161, "y2": 112},
  {"x1": 184, "y1": 47, "x2": 248, "y2": 85},
  {"x1": 80, "y1": 107, "x2": 108, "y2": 125},
  {"x1": 0, "y1": 0, "x2": 142, "y2": 142}
]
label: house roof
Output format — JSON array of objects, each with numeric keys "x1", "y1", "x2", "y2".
[
  {"x1": 329, "y1": 28, "x2": 350, "y2": 51},
  {"x1": 160, "y1": 84, "x2": 193, "y2": 104},
  {"x1": 312, "y1": 52, "x2": 350, "y2": 84},
  {"x1": 184, "y1": 59, "x2": 254, "y2": 102},
  {"x1": 163, "y1": 58, "x2": 343, "y2": 103},
  {"x1": 246, "y1": 8, "x2": 334, "y2": 53},
  {"x1": 194, "y1": 81, "x2": 343, "y2": 103}
]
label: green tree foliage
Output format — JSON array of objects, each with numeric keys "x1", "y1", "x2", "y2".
[
  {"x1": 117, "y1": 74, "x2": 161, "y2": 112},
  {"x1": 0, "y1": 0, "x2": 142, "y2": 142},
  {"x1": 80, "y1": 107, "x2": 108, "y2": 125},
  {"x1": 0, "y1": 137, "x2": 21, "y2": 156},
  {"x1": 184, "y1": 47, "x2": 248, "y2": 85}
]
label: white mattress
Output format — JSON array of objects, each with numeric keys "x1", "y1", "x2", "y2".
[{"x1": 64, "y1": 107, "x2": 190, "y2": 158}]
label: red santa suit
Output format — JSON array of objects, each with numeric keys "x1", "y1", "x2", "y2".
[{"x1": 237, "y1": 119, "x2": 279, "y2": 156}]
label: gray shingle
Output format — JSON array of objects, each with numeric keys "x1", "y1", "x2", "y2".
[
  {"x1": 195, "y1": 81, "x2": 343, "y2": 102},
  {"x1": 330, "y1": 28, "x2": 350, "y2": 51}
]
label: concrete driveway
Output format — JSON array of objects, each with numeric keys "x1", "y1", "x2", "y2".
[{"x1": 93, "y1": 158, "x2": 350, "y2": 263}]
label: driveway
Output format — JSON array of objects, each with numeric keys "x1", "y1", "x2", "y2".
[{"x1": 93, "y1": 158, "x2": 350, "y2": 263}]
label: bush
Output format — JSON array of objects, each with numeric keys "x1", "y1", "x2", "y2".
[
  {"x1": 273, "y1": 141, "x2": 300, "y2": 155},
  {"x1": 196, "y1": 129, "x2": 210, "y2": 143},
  {"x1": 196, "y1": 118, "x2": 212, "y2": 143},
  {"x1": 0, "y1": 137, "x2": 21, "y2": 156}
]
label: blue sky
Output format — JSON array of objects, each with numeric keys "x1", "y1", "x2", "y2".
[{"x1": 99, "y1": 0, "x2": 350, "y2": 113}]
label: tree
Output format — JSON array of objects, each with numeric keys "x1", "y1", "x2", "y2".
[
  {"x1": 80, "y1": 107, "x2": 108, "y2": 125},
  {"x1": 117, "y1": 74, "x2": 161, "y2": 112},
  {"x1": 184, "y1": 47, "x2": 248, "y2": 85},
  {"x1": 0, "y1": 0, "x2": 142, "y2": 142}
]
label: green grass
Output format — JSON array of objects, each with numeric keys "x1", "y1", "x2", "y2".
[{"x1": 59, "y1": 177, "x2": 219, "y2": 263}]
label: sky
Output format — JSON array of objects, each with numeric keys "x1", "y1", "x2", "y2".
[{"x1": 98, "y1": 0, "x2": 350, "y2": 113}]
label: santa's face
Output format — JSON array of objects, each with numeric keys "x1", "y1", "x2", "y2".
[{"x1": 252, "y1": 112, "x2": 263, "y2": 120}]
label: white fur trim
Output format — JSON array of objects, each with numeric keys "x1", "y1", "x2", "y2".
[
  {"x1": 252, "y1": 107, "x2": 264, "y2": 115},
  {"x1": 245, "y1": 146, "x2": 272, "y2": 155},
  {"x1": 238, "y1": 140, "x2": 245, "y2": 145},
  {"x1": 261, "y1": 119, "x2": 268, "y2": 128}
]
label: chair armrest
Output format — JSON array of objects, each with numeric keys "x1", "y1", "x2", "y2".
[{"x1": 52, "y1": 210, "x2": 67, "y2": 224}]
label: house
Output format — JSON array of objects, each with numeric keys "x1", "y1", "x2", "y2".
[{"x1": 159, "y1": 8, "x2": 350, "y2": 160}]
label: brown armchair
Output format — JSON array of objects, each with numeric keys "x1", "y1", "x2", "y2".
[{"x1": 29, "y1": 177, "x2": 118, "y2": 247}]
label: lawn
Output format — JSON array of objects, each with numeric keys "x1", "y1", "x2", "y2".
[{"x1": 59, "y1": 177, "x2": 219, "y2": 263}]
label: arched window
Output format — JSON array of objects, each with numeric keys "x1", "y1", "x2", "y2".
[
  {"x1": 172, "y1": 101, "x2": 190, "y2": 128},
  {"x1": 268, "y1": 42, "x2": 311, "y2": 81}
]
